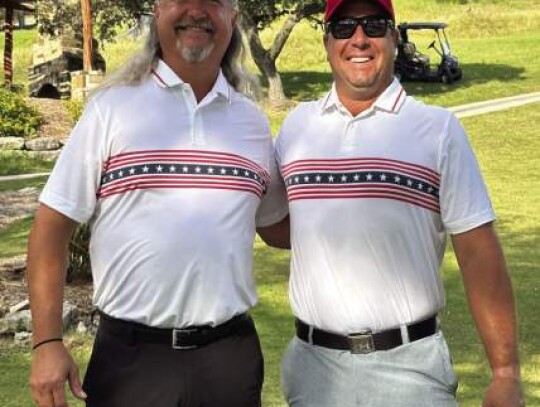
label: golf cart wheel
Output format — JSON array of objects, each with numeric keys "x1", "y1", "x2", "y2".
[{"x1": 441, "y1": 71, "x2": 453, "y2": 84}]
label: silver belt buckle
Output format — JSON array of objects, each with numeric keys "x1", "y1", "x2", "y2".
[
  {"x1": 348, "y1": 331, "x2": 375, "y2": 354},
  {"x1": 172, "y1": 328, "x2": 198, "y2": 350}
]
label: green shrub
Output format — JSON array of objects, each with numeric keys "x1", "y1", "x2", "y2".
[
  {"x1": 63, "y1": 99, "x2": 85, "y2": 122},
  {"x1": 0, "y1": 88, "x2": 43, "y2": 138}
]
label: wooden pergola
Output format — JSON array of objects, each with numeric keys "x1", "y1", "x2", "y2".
[{"x1": 1, "y1": 0, "x2": 35, "y2": 86}]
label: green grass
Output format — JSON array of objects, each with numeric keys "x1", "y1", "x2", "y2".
[
  {"x1": 441, "y1": 104, "x2": 540, "y2": 406},
  {"x1": 1, "y1": 104, "x2": 538, "y2": 406},
  {"x1": 0, "y1": 175, "x2": 48, "y2": 192},
  {"x1": 0, "y1": 152, "x2": 54, "y2": 176},
  {"x1": 0, "y1": 29, "x2": 37, "y2": 87},
  {"x1": 0, "y1": 216, "x2": 33, "y2": 258}
]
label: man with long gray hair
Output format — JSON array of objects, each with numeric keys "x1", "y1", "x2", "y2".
[{"x1": 27, "y1": 1, "x2": 289, "y2": 406}]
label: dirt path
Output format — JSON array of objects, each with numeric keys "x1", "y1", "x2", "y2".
[
  {"x1": 0, "y1": 188, "x2": 40, "y2": 229},
  {"x1": 25, "y1": 97, "x2": 74, "y2": 141}
]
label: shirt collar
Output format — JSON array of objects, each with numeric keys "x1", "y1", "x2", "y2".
[
  {"x1": 151, "y1": 59, "x2": 232, "y2": 101},
  {"x1": 320, "y1": 77, "x2": 406, "y2": 115},
  {"x1": 373, "y1": 78, "x2": 406, "y2": 113}
]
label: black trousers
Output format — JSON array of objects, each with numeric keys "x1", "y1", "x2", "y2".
[{"x1": 83, "y1": 314, "x2": 264, "y2": 407}]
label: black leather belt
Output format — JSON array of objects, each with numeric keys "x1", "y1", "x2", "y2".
[
  {"x1": 98, "y1": 311, "x2": 252, "y2": 350},
  {"x1": 296, "y1": 315, "x2": 437, "y2": 354}
]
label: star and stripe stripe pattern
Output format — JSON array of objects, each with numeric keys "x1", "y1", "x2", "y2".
[
  {"x1": 97, "y1": 150, "x2": 270, "y2": 200},
  {"x1": 282, "y1": 157, "x2": 441, "y2": 213}
]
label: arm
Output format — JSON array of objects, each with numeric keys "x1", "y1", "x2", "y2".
[
  {"x1": 451, "y1": 222, "x2": 524, "y2": 407},
  {"x1": 257, "y1": 215, "x2": 290, "y2": 249},
  {"x1": 28, "y1": 204, "x2": 87, "y2": 406}
]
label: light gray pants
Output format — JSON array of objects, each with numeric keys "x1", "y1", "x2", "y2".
[{"x1": 281, "y1": 331, "x2": 458, "y2": 407}]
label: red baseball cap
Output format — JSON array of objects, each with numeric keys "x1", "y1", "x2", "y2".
[{"x1": 324, "y1": 0, "x2": 395, "y2": 21}]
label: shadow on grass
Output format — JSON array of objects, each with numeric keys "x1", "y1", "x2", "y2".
[
  {"x1": 442, "y1": 223, "x2": 539, "y2": 406},
  {"x1": 400, "y1": 63, "x2": 526, "y2": 97},
  {"x1": 281, "y1": 71, "x2": 333, "y2": 102},
  {"x1": 278, "y1": 63, "x2": 526, "y2": 102}
]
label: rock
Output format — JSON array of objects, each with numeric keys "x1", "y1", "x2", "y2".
[
  {"x1": 14, "y1": 331, "x2": 32, "y2": 346},
  {"x1": 24, "y1": 137, "x2": 62, "y2": 151},
  {"x1": 5, "y1": 309, "x2": 32, "y2": 332},
  {"x1": 0, "y1": 255, "x2": 27, "y2": 275},
  {"x1": 0, "y1": 137, "x2": 25, "y2": 151},
  {"x1": 62, "y1": 301, "x2": 78, "y2": 330},
  {"x1": 0, "y1": 301, "x2": 81, "y2": 335},
  {"x1": 9, "y1": 299, "x2": 30, "y2": 314},
  {"x1": 0, "y1": 318, "x2": 9, "y2": 335},
  {"x1": 76, "y1": 321, "x2": 88, "y2": 334}
]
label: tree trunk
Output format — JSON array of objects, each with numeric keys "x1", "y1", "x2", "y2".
[
  {"x1": 81, "y1": 0, "x2": 93, "y2": 72},
  {"x1": 263, "y1": 61, "x2": 287, "y2": 105},
  {"x1": 3, "y1": 4, "x2": 14, "y2": 86},
  {"x1": 244, "y1": 26, "x2": 287, "y2": 105}
]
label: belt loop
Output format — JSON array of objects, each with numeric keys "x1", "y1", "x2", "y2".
[
  {"x1": 400, "y1": 324, "x2": 410, "y2": 344},
  {"x1": 308, "y1": 325, "x2": 314, "y2": 345}
]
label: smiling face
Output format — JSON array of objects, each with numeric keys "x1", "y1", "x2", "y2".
[
  {"x1": 324, "y1": 0, "x2": 398, "y2": 111},
  {"x1": 154, "y1": 0, "x2": 237, "y2": 66}
]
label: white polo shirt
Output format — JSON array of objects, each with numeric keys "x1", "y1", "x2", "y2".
[
  {"x1": 276, "y1": 79, "x2": 495, "y2": 334},
  {"x1": 41, "y1": 60, "x2": 288, "y2": 328}
]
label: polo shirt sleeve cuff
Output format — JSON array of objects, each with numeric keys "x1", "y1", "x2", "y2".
[
  {"x1": 445, "y1": 209, "x2": 496, "y2": 235},
  {"x1": 39, "y1": 189, "x2": 93, "y2": 224}
]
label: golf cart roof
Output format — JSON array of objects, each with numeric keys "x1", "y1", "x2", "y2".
[{"x1": 399, "y1": 22, "x2": 447, "y2": 30}]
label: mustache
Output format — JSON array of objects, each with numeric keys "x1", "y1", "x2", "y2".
[{"x1": 174, "y1": 18, "x2": 215, "y2": 33}]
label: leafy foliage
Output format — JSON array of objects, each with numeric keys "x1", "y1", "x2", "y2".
[
  {"x1": 37, "y1": 0, "x2": 153, "y2": 43},
  {"x1": 0, "y1": 88, "x2": 43, "y2": 138},
  {"x1": 63, "y1": 99, "x2": 85, "y2": 122},
  {"x1": 238, "y1": 0, "x2": 325, "y2": 30}
]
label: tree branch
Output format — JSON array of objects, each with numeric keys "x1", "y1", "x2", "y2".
[{"x1": 268, "y1": 13, "x2": 301, "y2": 62}]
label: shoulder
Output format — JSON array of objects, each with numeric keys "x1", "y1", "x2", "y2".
[
  {"x1": 228, "y1": 91, "x2": 272, "y2": 137},
  {"x1": 403, "y1": 96, "x2": 455, "y2": 124},
  {"x1": 230, "y1": 91, "x2": 267, "y2": 118},
  {"x1": 90, "y1": 79, "x2": 151, "y2": 107},
  {"x1": 277, "y1": 100, "x2": 320, "y2": 140},
  {"x1": 84, "y1": 79, "x2": 155, "y2": 122},
  {"x1": 282, "y1": 100, "x2": 320, "y2": 128}
]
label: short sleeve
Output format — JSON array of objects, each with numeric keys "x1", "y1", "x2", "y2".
[
  {"x1": 439, "y1": 114, "x2": 496, "y2": 234},
  {"x1": 256, "y1": 139, "x2": 289, "y2": 228},
  {"x1": 39, "y1": 98, "x2": 106, "y2": 223}
]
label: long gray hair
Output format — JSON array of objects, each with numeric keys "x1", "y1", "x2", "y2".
[{"x1": 98, "y1": 5, "x2": 260, "y2": 98}]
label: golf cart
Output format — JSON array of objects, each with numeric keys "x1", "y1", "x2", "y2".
[{"x1": 394, "y1": 22, "x2": 462, "y2": 84}]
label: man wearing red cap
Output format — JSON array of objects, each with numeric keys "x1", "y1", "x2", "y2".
[{"x1": 275, "y1": 0, "x2": 524, "y2": 406}]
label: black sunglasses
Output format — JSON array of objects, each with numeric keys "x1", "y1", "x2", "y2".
[{"x1": 325, "y1": 15, "x2": 394, "y2": 39}]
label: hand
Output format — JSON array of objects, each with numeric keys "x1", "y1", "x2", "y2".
[
  {"x1": 482, "y1": 376, "x2": 525, "y2": 407},
  {"x1": 30, "y1": 341, "x2": 87, "y2": 407}
]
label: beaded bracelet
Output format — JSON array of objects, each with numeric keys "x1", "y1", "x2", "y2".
[{"x1": 32, "y1": 337, "x2": 63, "y2": 351}]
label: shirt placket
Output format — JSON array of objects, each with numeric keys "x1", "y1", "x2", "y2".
[
  {"x1": 341, "y1": 108, "x2": 374, "y2": 152},
  {"x1": 177, "y1": 84, "x2": 206, "y2": 146}
]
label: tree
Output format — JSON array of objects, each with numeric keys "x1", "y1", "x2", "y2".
[
  {"x1": 80, "y1": 0, "x2": 93, "y2": 71},
  {"x1": 37, "y1": 0, "x2": 153, "y2": 43},
  {"x1": 238, "y1": 0, "x2": 325, "y2": 105},
  {"x1": 37, "y1": 0, "x2": 325, "y2": 104},
  {"x1": 1, "y1": 0, "x2": 35, "y2": 87}
]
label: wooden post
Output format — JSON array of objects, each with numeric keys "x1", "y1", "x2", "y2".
[
  {"x1": 80, "y1": 0, "x2": 93, "y2": 72},
  {"x1": 3, "y1": 2, "x2": 14, "y2": 86}
]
